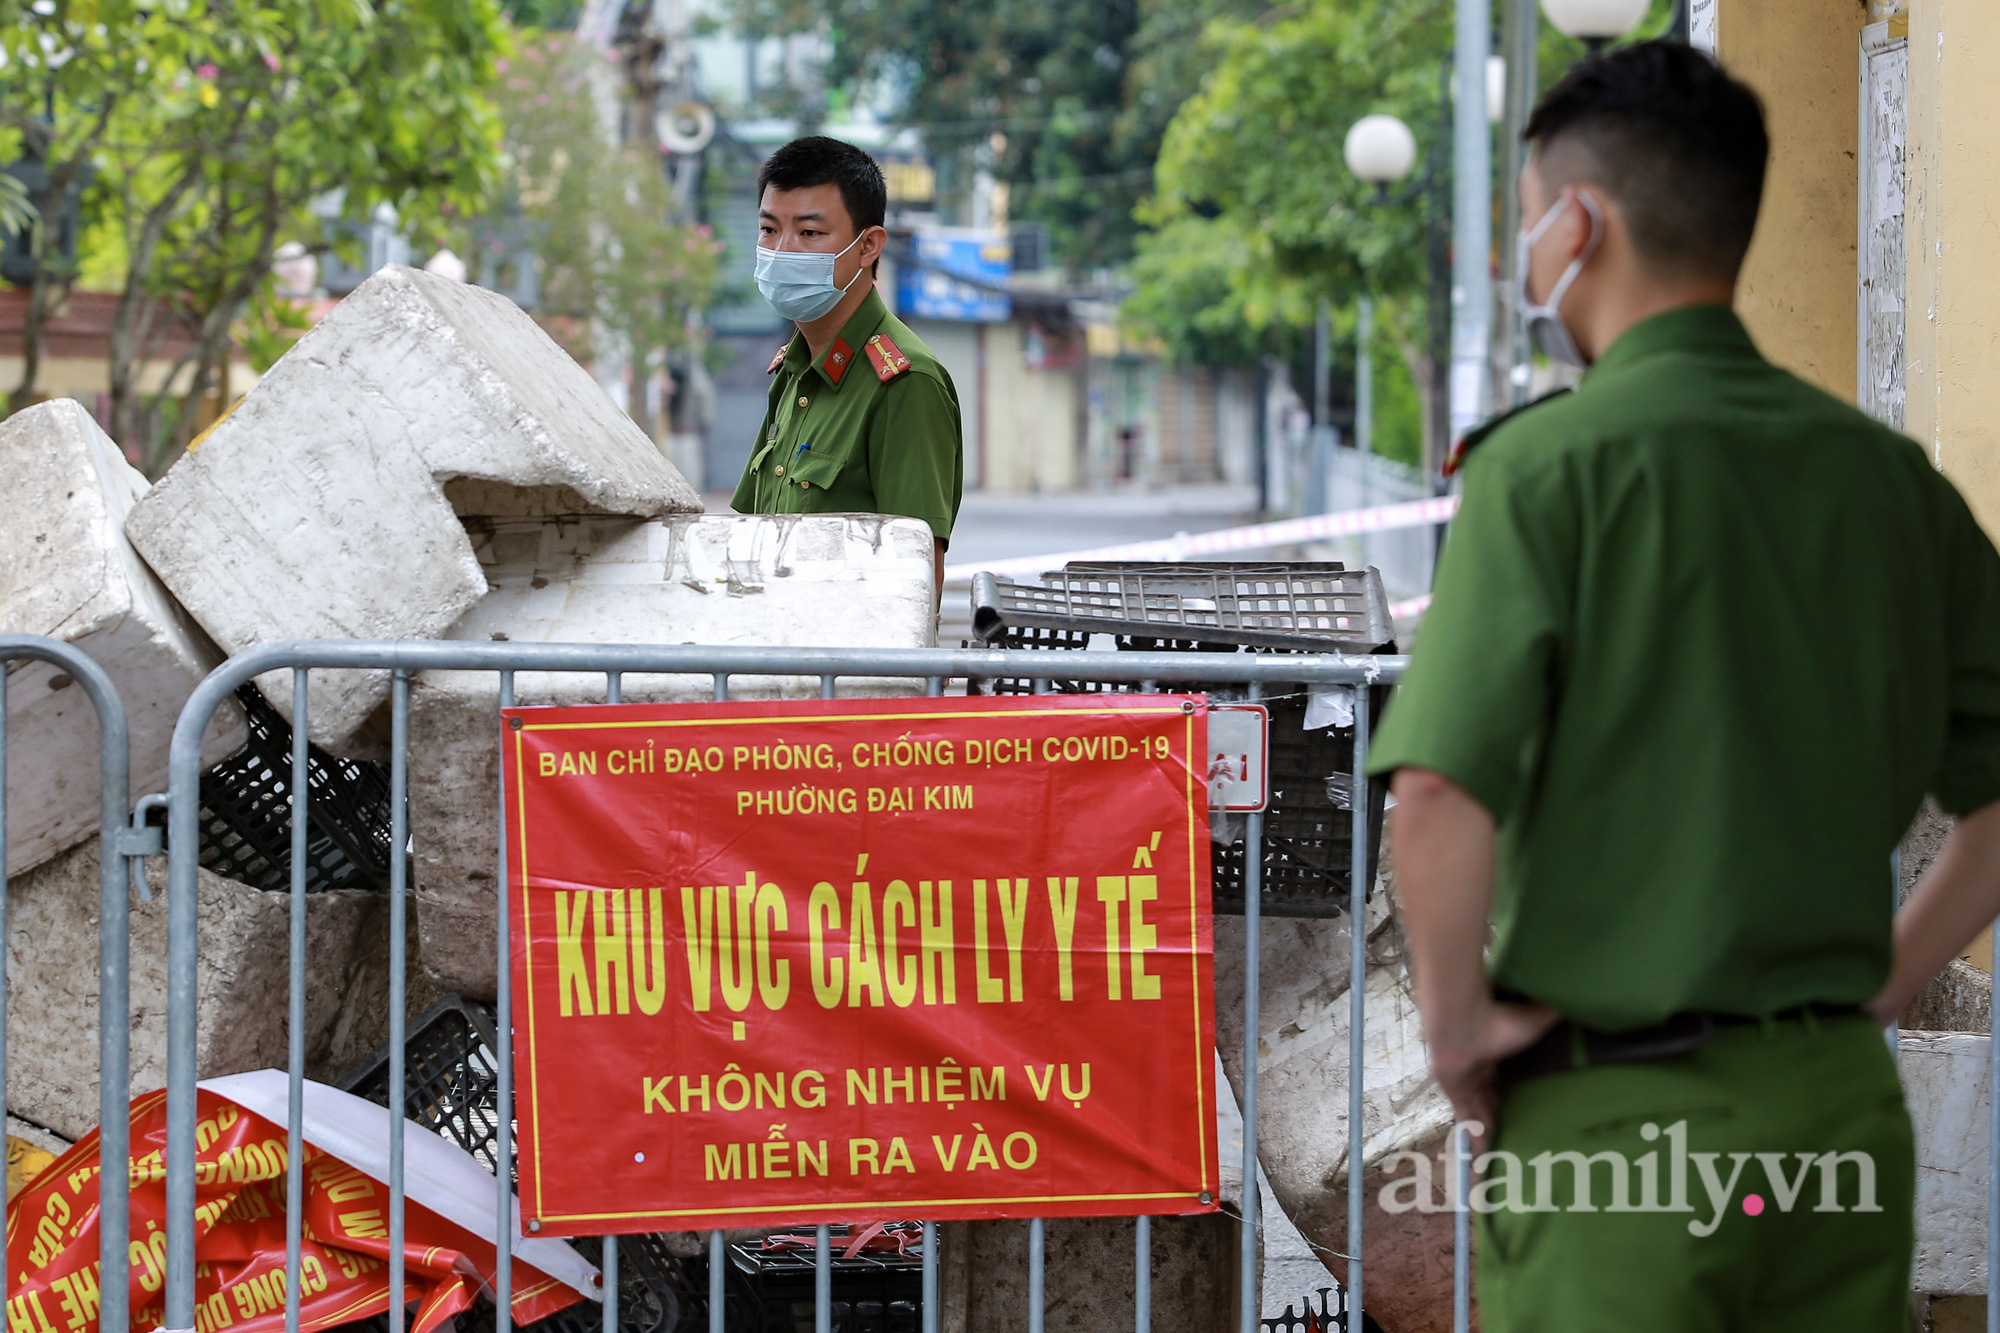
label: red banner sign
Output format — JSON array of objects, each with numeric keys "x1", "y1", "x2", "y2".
[
  {"x1": 504, "y1": 694, "x2": 1219, "y2": 1234},
  {"x1": 5, "y1": 1089, "x2": 583, "y2": 1333}
]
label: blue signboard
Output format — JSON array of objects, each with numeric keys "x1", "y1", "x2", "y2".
[{"x1": 896, "y1": 228, "x2": 1011, "y2": 322}]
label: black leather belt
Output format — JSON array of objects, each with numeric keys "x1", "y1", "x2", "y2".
[{"x1": 1496, "y1": 1001, "x2": 1867, "y2": 1090}]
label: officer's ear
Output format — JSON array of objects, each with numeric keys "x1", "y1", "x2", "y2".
[{"x1": 860, "y1": 224, "x2": 888, "y2": 278}]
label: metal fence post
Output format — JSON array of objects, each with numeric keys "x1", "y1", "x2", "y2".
[
  {"x1": 709, "y1": 1229, "x2": 726, "y2": 1333},
  {"x1": 815, "y1": 1224, "x2": 832, "y2": 1333},
  {"x1": 602, "y1": 1236, "x2": 619, "y2": 1333},
  {"x1": 1135, "y1": 1214, "x2": 1152, "y2": 1333},
  {"x1": 388, "y1": 669, "x2": 410, "y2": 1327},
  {"x1": 498, "y1": 669, "x2": 516, "y2": 1331},
  {"x1": 920, "y1": 1221, "x2": 938, "y2": 1333},
  {"x1": 1028, "y1": 1216, "x2": 1046, "y2": 1333},
  {"x1": 286, "y1": 670, "x2": 310, "y2": 1333},
  {"x1": 0, "y1": 637, "x2": 136, "y2": 1333},
  {"x1": 1239, "y1": 681, "x2": 1263, "y2": 1333},
  {"x1": 1348, "y1": 687, "x2": 1371, "y2": 1326}
]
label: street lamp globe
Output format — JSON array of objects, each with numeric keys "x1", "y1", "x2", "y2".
[
  {"x1": 1343, "y1": 114, "x2": 1418, "y2": 187},
  {"x1": 1539, "y1": 0, "x2": 1649, "y2": 43}
]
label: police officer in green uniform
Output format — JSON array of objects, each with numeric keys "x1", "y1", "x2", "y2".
[
  {"x1": 1368, "y1": 43, "x2": 2000, "y2": 1330},
  {"x1": 731, "y1": 136, "x2": 963, "y2": 593}
]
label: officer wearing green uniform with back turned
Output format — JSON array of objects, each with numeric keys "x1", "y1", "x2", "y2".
[
  {"x1": 731, "y1": 136, "x2": 963, "y2": 594},
  {"x1": 1367, "y1": 43, "x2": 2000, "y2": 1330}
]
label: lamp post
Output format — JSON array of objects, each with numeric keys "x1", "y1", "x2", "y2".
[{"x1": 1343, "y1": 98, "x2": 1452, "y2": 489}]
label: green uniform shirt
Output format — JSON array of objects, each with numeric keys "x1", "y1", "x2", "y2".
[
  {"x1": 1367, "y1": 304, "x2": 2000, "y2": 1030},
  {"x1": 730, "y1": 287, "x2": 964, "y2": 546}
]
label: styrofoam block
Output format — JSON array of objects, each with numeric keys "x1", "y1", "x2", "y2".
[
  {"x1": 6, "y1": 842, "x2": 395, "y2": 1142},
  {"x1": 124, "y1": 265, "x2": 701, "y2": 749},
  {"x1": 409, "y1": 512, "x2": 937, "y2": 998},
  {"x1": 0, "y1": 399, "x2": 243, "y2": 876},
  {"x1": 1904, "y1": 1030, "x2": 1990, "y2": 1296}
]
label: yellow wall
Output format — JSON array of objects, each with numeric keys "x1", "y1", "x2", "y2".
[
  {"x1": 1722, "y1": 0, "x2": 1874, "y2": 399},
  {"x1": 1904, "y1": 0, "x2": 2000, "y2": 536}
]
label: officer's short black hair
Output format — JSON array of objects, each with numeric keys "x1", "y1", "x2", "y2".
[
  {"x1": 757, "y1": 136, "x2": 887, "y2": 238},
  {"x1": 1525, "y1": 40, "x2": 1768, "y2": 281}
]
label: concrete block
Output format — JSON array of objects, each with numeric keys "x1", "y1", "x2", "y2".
[
  {"x1": 5, "y1": 842, "x2": 396, "y2": 1142},
  {"x1": 410, "y1": 512, "x2": 937, "y2": 998},
  {"x1": 124, "y1": 265, "x2": 700, "y2": 749},
  {"x1": 1214, "y1": 868, "x2": 1458, "y2": 1333},
  {"x1": 1908, "y1": 958, "x2": 1992, "y2": 1034},
  {"x1": 1903, "y1": 1031, "x2": 1991, "y2": 1298},
  {"x1": 0, "y1": 399, "x2": 244, "y2": 877}
]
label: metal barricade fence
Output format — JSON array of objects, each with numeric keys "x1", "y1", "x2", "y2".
[
  {"x1": 158, "y1": 641, "x2": 1404, "y2": 1333},
  {"x1": 0, "y1": 634, "x2": 148, "y2": 1333},
  {"x1": 3, "y1": 630, "x2": 1994, "y2": 1331}
]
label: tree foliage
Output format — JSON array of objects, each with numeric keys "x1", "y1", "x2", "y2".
[
  {"x1": 485, "y1": 32, "x2": 722, "y2": 417},
  {"x1": 0, "y1": 0, "x2": 510, "y2": 467},
  {"x1": 731, "y1": 0, "x2": 1256, "y2": 272}
]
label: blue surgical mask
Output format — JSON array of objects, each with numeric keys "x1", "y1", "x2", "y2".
[{"x1": 754, "y1": 232, "x2": 867, "y2": 322}]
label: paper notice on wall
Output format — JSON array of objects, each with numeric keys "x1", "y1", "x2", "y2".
[{"x1": 1690, "y1": 0, "x2": 1717, "y2": 53}]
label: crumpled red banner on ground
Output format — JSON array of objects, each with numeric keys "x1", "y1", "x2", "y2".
[{"x1": 5, "y1": 1088, "x2": 585, "y2": 1333}]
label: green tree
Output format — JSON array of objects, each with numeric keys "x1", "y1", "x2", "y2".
[
  {"x1": 487, "y1": 32, "x2": 721, "y2": 439},
  {"x1": 730, "y1": 0, "x2": 1256, "y2": 272},
  {"x1": 101, "y1": 0, "x2": 510, "y2": 467},
  {"x1": 0, "y1": 0, "x2": 194, "y2": 416}
]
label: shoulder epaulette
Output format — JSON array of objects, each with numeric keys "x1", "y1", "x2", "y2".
[
  {"x1": 865, "y1": 332, "x2": 913, "y2": 383},
  {"x1": 767, "y1": 345, "x2": 788, "y2": 375},
  {"x1": 1443, "y1": 388, "x2": 1573, "y2": 477}
]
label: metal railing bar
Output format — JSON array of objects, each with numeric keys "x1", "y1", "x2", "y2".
[
  {"x1": 1453, "y1": 1125, "x2": 1471, "y2": 1333},
  {"x1": 286, "y1": 670, "x2": 309, "y2": 1333},
  {"x1": 606, "y1": 671, "x2": 622, "y2": 705},
  {"x1": 1, "y1": 665, "x2": 8, "y2": 1323},
  {"x1": 389, "y1": 669, "x2": 410, "y2": 1329},
  {"x1": 1990, "y1": 917, "x2": 1999, "y2": 1333},
  {"x1": 0, "y1": 637, "x2": 134, "y2": 1333},
  {"x1": 1135, "y1": 1214, "x2": 1151, "y2": 1333},
  {"x1": 815, "y1": 1224, "x2": 831, "y2": 1333},
  {"x1": 925, "y1": 675, "x2": 944, "y2": 697},
  {"x1": 713, "y1": 674, "x2": 729, "y2": 703},
  {"x1": 602, "y1": 1235, "x2": 618, "y2": 1333},
  {"x1": 497, "y1": 670, "x2": 516, "y2": 1331},
  {"x1": 820, "y1": 675, "x2": 837, "y2": 700},
  {"x1": 708, "y1": 1229, "x2": 724, "y2": 1333},
  {"x1": 172, "y1": 641, "x2": 1406, "y2": 703},
  {"x1": 1238, "y1": 680, "x2": 1263, "y2": 1333},
  {"x1": 1028, "y1": 1217, "x2": 1045, "y2": 1333},
  {"x1": 1347, "y1": 687, "x2": 1371, "y2": 1328},
  {"x1": 921, "y1": 1221, "x2": 938, "y2": 1333}
]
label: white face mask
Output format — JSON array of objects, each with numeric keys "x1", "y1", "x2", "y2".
[
  {"x1": 1516, "y1": 193, "x2": 1604, "y2": 369},
  {"x1": 754, "y1": 231, "x2": 868, "y2": 323}
]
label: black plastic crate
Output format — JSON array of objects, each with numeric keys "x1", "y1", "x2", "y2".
[
  {"x1": 334, "y1": 996, "x2": 720, "y2": 1333},
  {"x1": 198, "y1": 684, "x2": 393, "y2": 893},
  {"x1": 337, "y1": 994, "x2": 504, "y2": 1174},
  {"x1": 733, "y1": 1226, "x2": 922, "y2": 1333},
  {"x1": 966, "y1": 562, "x2": 1394, "y2": 918},
  {"x1": 1260, "y1": 1283, "x2": 1386, "y2": 1333}
]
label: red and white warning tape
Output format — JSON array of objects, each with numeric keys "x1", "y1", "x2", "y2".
[{"x1": 942, "y1": 494, "x2": 1461, "y2": 583}]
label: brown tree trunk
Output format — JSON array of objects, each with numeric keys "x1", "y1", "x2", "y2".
[{"x1": 7, "y1": 100, "x2": 123, "y2": 416}]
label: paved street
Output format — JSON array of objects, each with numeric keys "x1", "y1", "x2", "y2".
[{"x1": 945, "y1": 482, "x2": 1263, "y2": 570}]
